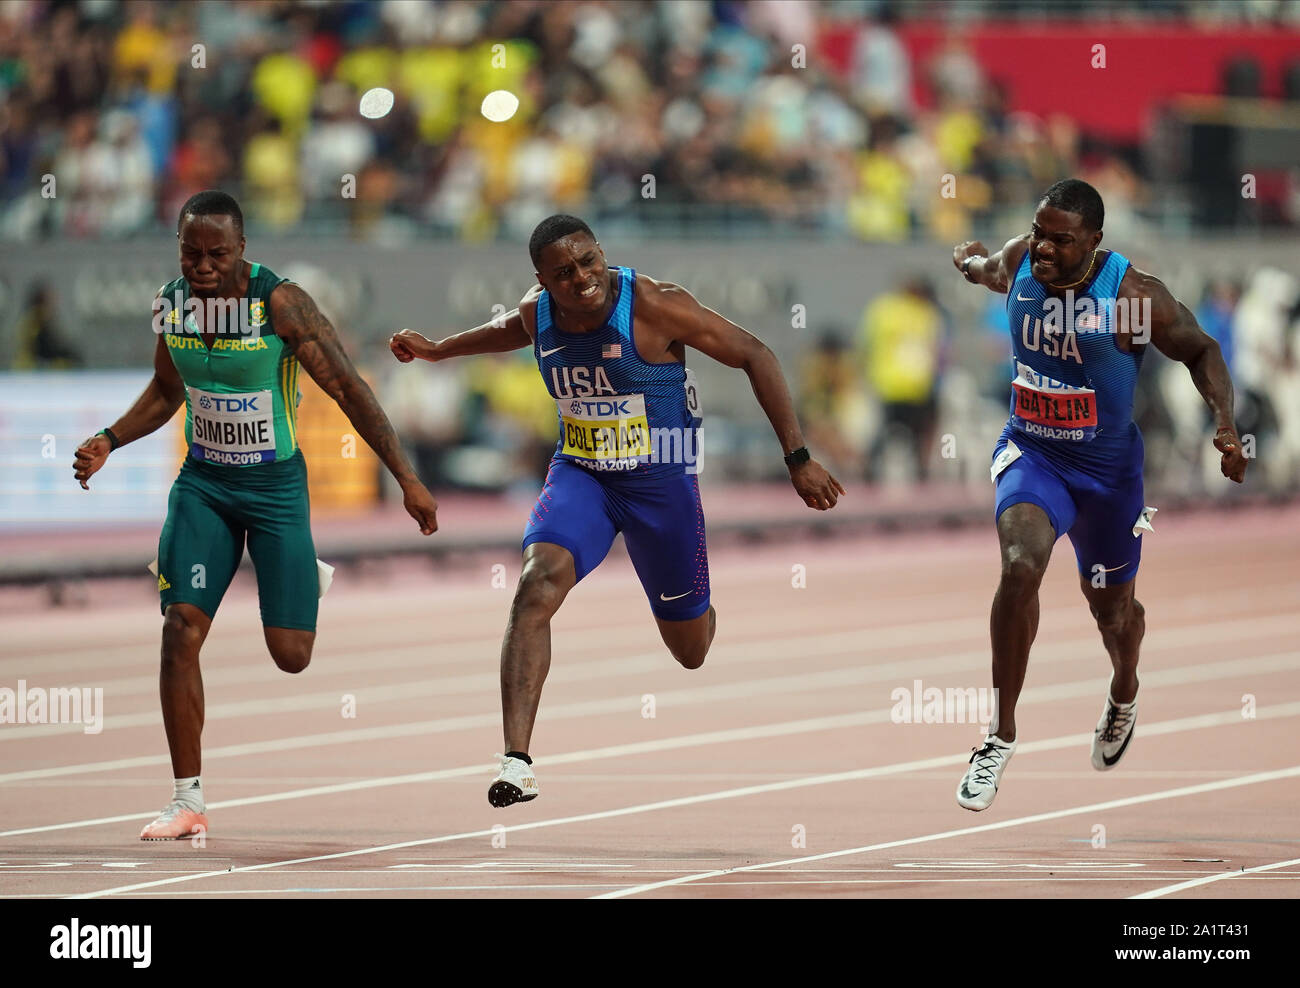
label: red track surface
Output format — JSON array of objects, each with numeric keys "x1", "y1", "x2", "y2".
[{"x1": 2, "y1": 504, "x2": 1298, "y2": 899}]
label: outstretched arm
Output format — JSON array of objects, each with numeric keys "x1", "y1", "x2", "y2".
[
  {"x1": 953, "y1": 234, "x2": 1031, "y2": 294},
  {"x1": 270, "y1": 282, "x2": 439, "y2": 533},
  {"x1": 1133, "y1": 270, "x2": 1247, "y2": 484},
  {"x1": 641, "y1": 280, "x2": 845, "y2": 510},
  {"x1": 390, "y1": 292, "x2": 536, "y2": 363},
  {"x1": 73, "y1": 328, "x2": 185, "y2": 489}
]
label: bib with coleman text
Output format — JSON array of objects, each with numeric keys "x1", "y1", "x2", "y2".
[
  {"x1": 558, "y1": 393, "x2": 652, "y2": 461},
  {"x1": 534, "y1": 266, "x2": 698, "y2": 477},
  {"x1": 187, "y1": 386, "x2": 277, "y2": 466}
]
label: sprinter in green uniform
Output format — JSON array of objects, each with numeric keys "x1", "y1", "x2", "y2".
[{"x1": 72, "y1": 191, "x2": 439, "y2": 840}]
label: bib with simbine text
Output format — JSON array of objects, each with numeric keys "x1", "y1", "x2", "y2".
[{"x1": 188, "y1": 386, "x2": 277, "y2": 465}]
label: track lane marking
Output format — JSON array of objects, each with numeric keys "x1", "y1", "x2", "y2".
[
  {"x1": 593, "y1": 764, "x2": 1300, "y2": 898},
  {"x1": 61, "y1": 702, "x2": 1300, "y2": 899},
  {"x1": 1129, "y1": 855, "x2": 1300, "y2": 899}
]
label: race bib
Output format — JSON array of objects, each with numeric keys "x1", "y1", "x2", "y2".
[
  {"x1": 558, "y1": 393, "x2": 651, "y2": 462},
  {"x1": 1010, "y1": 361, "x2": 1098, "y2": 441},
  {"x1": 684, "y1": 367, "x2": 703, "y2": 427},
  {"x1": 188, "y1": 386, "x2": 276, "y2": 466}
]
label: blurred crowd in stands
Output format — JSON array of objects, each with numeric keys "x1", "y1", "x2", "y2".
[
  {"x1": 5, "y1": 0, "x2": 1299, "y2": 497},
  {"x1": 4, "y1": 0, "x2": 1299, "y2": 243}
]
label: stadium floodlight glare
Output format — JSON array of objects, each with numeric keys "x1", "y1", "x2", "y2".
[
  {"x1": 481, "y1": 89, "x2": 520, "y2": 122},
  {"x1": 359, "y1": 87, "x2": 395, "y2": 119}
]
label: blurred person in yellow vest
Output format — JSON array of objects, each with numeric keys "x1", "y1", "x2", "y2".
[
  {"x1": 113, "y1": 2, "x2": 176, "y2": 95},
  {"x1": 859, "y1": 276, "x2": 944, "y2": 482}
]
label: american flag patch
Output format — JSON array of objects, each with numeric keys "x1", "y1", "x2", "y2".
[{"x1": 602, "y1": 343, "x2": 622, "y2": 358}]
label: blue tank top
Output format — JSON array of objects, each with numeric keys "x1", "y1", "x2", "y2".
[
  {"x1": 534, "y1": 266, "x2": 700, "y2": 477},
  {"x1": 1004, "y1": 249, "x2": 1144, "y2": 471}
]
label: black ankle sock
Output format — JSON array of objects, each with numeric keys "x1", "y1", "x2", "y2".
[{"x1": 505, "y1": 750, "x2": 532, "y2": 765}]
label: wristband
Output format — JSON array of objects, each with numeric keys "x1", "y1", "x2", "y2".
[
  {"x1": 98, "y1": 427, "x2": 120, "y2": 450},
  {"x1": 784, "y1": 446, "x2": 810, "y2": 467}
]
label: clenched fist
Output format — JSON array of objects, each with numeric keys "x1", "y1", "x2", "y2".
[
  {"x1": 390, "y1": 329, "x2": 436, "y2": 363},
  {"x1": 1214, "y1": 428, "x2": 1249, "y2": 484}
]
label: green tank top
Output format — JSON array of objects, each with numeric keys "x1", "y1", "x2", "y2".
[{"x1": 159, "y1": 262, "x2": 300, "y2": 468}]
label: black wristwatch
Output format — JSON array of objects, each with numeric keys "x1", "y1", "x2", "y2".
[
  {"x1": 961, "y1": 256, "x2": 977, "y2": 281},
  {"x1": 784, "y1": 446, "x2": 810, "y2": 467}
]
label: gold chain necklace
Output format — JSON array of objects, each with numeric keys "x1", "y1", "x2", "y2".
[{"x1": 1049, "y1": 250, "x2": 1097, "y2": 290}]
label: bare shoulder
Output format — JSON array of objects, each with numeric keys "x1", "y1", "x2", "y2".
[
  {"x1": 518, "y1": 283, "x2": 543, "y2": 337},
  {"x1": 1119, "y1": 265, "x2": 1165, "y2": 295},
  {"x1": 999, "y1": 234, "x2": 1030, "y2": 270},
  {"x1": 268, "y1": 279, "x2": 315, "y2": 318},
  {"x1": 633, "y1": 273, "x2": 695, "y2": 314},
  {"x1": 1119, "y1": 265, "x2": 1180, "y2": 318}
]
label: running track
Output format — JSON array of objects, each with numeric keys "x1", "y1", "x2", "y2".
[{"x1": 2, "y1": 504, "x2": 1298, "y2": 899}]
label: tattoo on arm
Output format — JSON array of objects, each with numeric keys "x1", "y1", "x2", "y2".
[{"x1": 273, "y1": 283, "x2": 419, "y2": 486}]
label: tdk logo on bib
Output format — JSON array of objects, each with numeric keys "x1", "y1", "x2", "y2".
[
  {"x1": 206, "y1": 395, "x2": 260, "y2": 412},
  {"x1": 572, "y1": 399, "x2": 632, "y2": 416}
]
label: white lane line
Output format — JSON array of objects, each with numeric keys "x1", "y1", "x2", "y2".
[
  {"x1": 4, "y1": 606, "x2": 1295, "y2": 781},
  {"x1": 592, "y1": 764, "x2": 1300, "y2": 899},
  {"x1": 0, "y1": 548, "x2": 1005, "y2": 670},
  {"x1": 7, "y1": 650, "x2": 1298, "y2": 834},
  {"x1": 9, "y1": 587, "x2": 1297, "y2": 740},
  {"x1": 0, "y1": 607, "x2": 1040, "y2": 741},
  {"x1": 63, "y1": 702, "x2": 1300, "y2": 899},
  {"x1": 6, "y1": 645, "x2": 1296, "y2": 832},
  {"x1": 1129, "y1": 855, "x2": 1300, "y2": 899}
]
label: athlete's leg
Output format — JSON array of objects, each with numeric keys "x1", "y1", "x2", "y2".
[
  {"x1": 263, "y1": 627, "x2": 315, "y2": 674},
  {"x1": 245, "y1": 453, "x2": 319, "y2": 673},
  {"x1": 501, "y1": 541, "x2": 578, "y2": 752},
  {"x1": 156, "y1": 464, "x2": 245, "y2": 779},
  {"x1": 654, "y1": 607, "x2": 716, "y2": 670},
  {"x1": 505, "y1": 460, "x2": 619, "y2": 752},
  {"x1": 1079, "y1": 577, "x2": 1144, "y2": 703},
  {"x1": 960, "y1": 440, "x2": 1074, "y2": 810},
  {"x1": 990, "y1": 502, "x2": 1056, "y2": 743},
  {"x1": 623, "y1": 472, "x2": 714, "y2": 669},
  {"x1": 1068, "y1": 464, "x2": 1147, "y2": 706},
  {"x1": 160, "y1": 602, "x2": 212, "y2": 778}
]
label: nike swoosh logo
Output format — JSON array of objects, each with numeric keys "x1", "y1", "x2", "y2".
[
  {"x1": 539, "y1": 346, "x2": 565, "y2": 357},
  {"x1": 1101, "y1": 722, "x2": 1136, "y2": 766},
  {"x1": 1016, "y1": 293, "x2": 1036, "y2": 301},
  {"x1": 1100, "y1": 563, "x2": 1130, "y2": 573},
  {"x1": 659, "y1": 591, "x2": 692, "y2": 601}
]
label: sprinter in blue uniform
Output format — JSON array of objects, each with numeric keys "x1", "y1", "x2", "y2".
[
  {"x1": 951, "y1": 179, "x2": 1248, "y2": 811},
  {"x1": 392, "y1": 215, "x2": 844, "y2": 806}
]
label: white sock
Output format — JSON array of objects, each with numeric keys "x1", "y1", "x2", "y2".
[
  {"x1": 172, "y1": 776, "x2": 204, "y2": 812},
  {"x1": 1109, "y1": 693, "x2": 1137, "y2": 709}
]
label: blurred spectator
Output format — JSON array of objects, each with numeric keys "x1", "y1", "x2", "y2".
[
  {"x1": 243, "y1": 116, "x2": 302, "y2": 229},
  {"x1": 383, "y1": 358, "x2": 469, "y2": 489},
  {"x1": 1, "y1": 0, "x2": 1297, "y2": 243},
  {"x1": 1197, "y1": 278, "x2": 1240, "y2": 376},
  {"x1": 798, "y1": 330, "x2": 868, "y2": 478},
  {"x1": 12, "y1": 282, "x2": 82, "y2": 369},
  {"x1": 859, "y1": 277, "x2": 944, "y2": 482}
]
